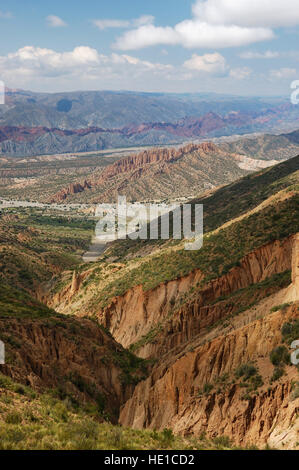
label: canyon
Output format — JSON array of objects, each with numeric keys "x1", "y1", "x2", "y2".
[{"x1": 114, "y1": 234, "x2": 299, "y2": 448}]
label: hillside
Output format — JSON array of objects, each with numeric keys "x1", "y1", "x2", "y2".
[
  {"x1": 0, "y1": 89, "x2": 291, "y2": 129},
  {"x1": 50, "y1": 143, "x2": 250, "y2": 203},
  {"x1": 1, "y1": 130, "x2": 299, "y2": 205},
  {"x1": 0, "y1": 373, "x2": 238, "y2": 450},
  {"x1": 220, "y1": 129, "x2": 299, "y2": 161},
  {"x1": 93, "y1": 155, "x2": 299, "y2": 267},
  {"x1": 0, "y1": 208, "x2": 148, "y2": 430}
]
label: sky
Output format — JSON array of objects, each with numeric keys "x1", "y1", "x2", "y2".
[{"x1": 0, "y1": 0, "x2": 299, "y2": 96}]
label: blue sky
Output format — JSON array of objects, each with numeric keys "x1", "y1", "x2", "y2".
[{"x1": 0, "y1": 0, "x2": 299, "y2": 96}]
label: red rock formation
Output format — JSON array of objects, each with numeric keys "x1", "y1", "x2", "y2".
[
  {"x1": 51, "y1": 179, "x2": 90, "y2": 202},
  {"x1": 97, "y1": 237, "x2": 292, "y2": 352},
  {"x1": 97, "y1": 143, "x2": 216, "y2": 182},
  {"x1": 51, "y1": 142, "x2": 219, "y2": 202},
  {"x1": 119, "y1": 304, "x2": 299, "y2": 449}
]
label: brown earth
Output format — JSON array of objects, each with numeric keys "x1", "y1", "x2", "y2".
[
  {"x1": 117, "y1": 235, "x2": 299, "y2": 448},
  {"x1": 80, "y1": 234, "x2": 298, "y2": 448},
  {"x1": 0, "y1": 315, "x2": 145, "y2": 422},
  {"x1": 45, "y1": 231, "x2": 299, "y2": 448},
  {"x1": 96, "y1": 236, "x2": 293, "y2": 353},
  {"x1": 119, "y1": 303, "x2": 299, "y2": 449},
  {"x1": 50, "y1": 142, "x2": 248, "y2": 203}
]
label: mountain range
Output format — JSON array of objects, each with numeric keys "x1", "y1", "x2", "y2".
[{"x1": 1, "y1": 90, "x2": 299, "y2": 156}]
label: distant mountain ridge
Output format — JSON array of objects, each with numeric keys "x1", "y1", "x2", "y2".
[
  {"x1": 220, "y1": 129, "x2": 299, "y2": 161},
  {"x1": 1, "y1": 89, "x2": 299, "y2": 156}
]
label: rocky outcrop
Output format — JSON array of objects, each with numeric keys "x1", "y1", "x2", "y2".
[
  {"x1": 51, "y1": 180, "x2": 90, "y2": 203},
  {"x1": 50, "y1": 143, "x2": 220, "y2": 202},
  {"x1": 119, "y1": 304, "x2": 299, "y2": 448},
  {"x1": 291, "y1": 233, "x2": 299, "y2": 299},
  {"x1": 284, "y1": 233, "x2": 299, "y2": 302},
  {"x1": 70, "y1": 270, "x2": 82, "y2": 296},
  {"x1": 97, "y1": 143, "x2": 216, "y2": 182},
  {"x1": 117, "y1": 236, "x2": 299, "y2": 447},
  {"x1": 99, "y1": 237, "x2": 293, "y2": 353}
]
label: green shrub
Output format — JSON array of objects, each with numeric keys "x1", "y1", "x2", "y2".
[
  {"x1": 235, "y1": 364, "x2": 257, "y2": 381},
  {"x1": 160, "y1": 429, "x2": 175, "y2": 447},
  {"x1": 270, "y1": 367, "x2": 285, "y2": 382},
  {"x1": 270, "y1": 303, "x2": 290, "y2": 313},
  {"x1": 203, "y1": 383, "x2": 214, "y2": 395},
  {"x1": 270, "y1": 346, "x2": 290, "y2": 366},
  {"x1": 291, "y1": 382, "x2": 299, "y2": 401},
  {"x1": 281, "y1": 320, "x2": 299, "y2": 345},
  {"x1": 250, "y1": 374, "x2": 263, "y2": 390},
  {"x1": 213, "y1": 436, "x2": 232, "y2": 448}
]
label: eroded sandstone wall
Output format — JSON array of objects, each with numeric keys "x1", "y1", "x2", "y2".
[
  {"x1": 99, "y1": 237, "x2": 292, "y2": 351},
  {"x1": 119, "y1": 304, "x2": 299, "y2": 448}
]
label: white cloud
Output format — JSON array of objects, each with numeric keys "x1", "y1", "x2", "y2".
[
  {"x1": 229, "y1": 67, "x2": 252, "y2": 80},
  {"x1": 183, "y1": 53, "x2": 252, "y2": 79},
  {"x1": 239, "y1": 51, "x2": 279, "y2": 59},
  {"x1": 133, "y1": 15, "x2": 155, "y2": 27},
  {"x1": 113, "y1": 0, "x2": 299, "y2": 51},
  {"x1": 270, "y1": 67, "x2": 297, "y2": 79},
  {"x1": 192, "y1": 0, "x2": 299, "y2": 28},
  {"x1": 93, "y1": 15, "x2": 154, "y2": 30},
  {"x1": 46, "y1": 15, "x2": 67, "y2": 28},
  {"x1": 0, "y1": 46, "x2": 99, "y2": 72},
  {"x1": 184, "y1": 53, "x2": 227, "y2": 75},
  {"x1": 114, "y1": 22, "x2": 273, "y2": 50},
  {"x1": 0, "y1": 46, "x2": 172, "y2": 88}
]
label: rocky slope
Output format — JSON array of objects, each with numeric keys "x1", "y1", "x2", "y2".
[
  {"x1": 118, "y1": 235, "x2": 299, "y2": 448},
  {"x1": 0, "y1": 211, "x2": 148, "y2": 422},
  {"x1": 119, "y1": 303, "x2": 299, "y2": 449},
  {"x1": 0, "y1": 313, "x2": 145, "y2": 422},
  {"x1": 1, "y1": 152, "x2": 299, "y2": 449},
  {"x1": 220, "y1": 129, "x2": 299, "y2": 161},
  {"x1": 50, "y1": 143, "x2": 251, "y2": 203},
  {"x1": 98, "y1": 236, "x2": 293, "y2": 353},
  {"x1": 46, "y1": 155, "x2": 299, "y2": 448}
]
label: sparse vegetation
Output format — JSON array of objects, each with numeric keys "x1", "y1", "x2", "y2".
[
  {"x1": 270, "y1": 346, "x2": 290, "y2": 367},
  {"x1": 1, "y1": 153, "x2": 299, "y2": 450},
  {"x1": 235, "y1": 363, "x2": 263, "y2": 398},
  {"x1": 270, "y1": 367, "x2": 285, "y2": 383},
  {"x1": 86, "y1": 194, "x2": 299, "y2": 309},
  {"x1": 270, "y1": 303, "x2": 291, "y2": 313},
  {"x1": 281, "y1": 319, "x2": 299, "y2": 345},
  {"x1": 0, "y1": 374, "x2": 233, "y2": 450}
]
